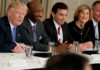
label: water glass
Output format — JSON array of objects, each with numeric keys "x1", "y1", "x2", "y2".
[
  {"x1": 25, "y1": 45, "x2": 33, "y2": 58},
  {"x1": 73, "y1": 41, "x2": 79, "y2": 52},
  {"x1": 48, "y1": 42, "x2": 55, "y2": 56},
  {"x1": 94, "y1": 40, "x2": 100, "y2": 51}
]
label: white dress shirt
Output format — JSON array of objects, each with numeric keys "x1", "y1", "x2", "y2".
[
  {"x1": 92, "y1": 19, "x2": 99, "y2": 40},
  {"x1": 53, "y1": 20, "x2": 63, "y2": 43}
]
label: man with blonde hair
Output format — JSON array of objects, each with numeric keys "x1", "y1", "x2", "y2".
[{"x1": 0, "y1": 2, "x2": 27, "y2": 53}]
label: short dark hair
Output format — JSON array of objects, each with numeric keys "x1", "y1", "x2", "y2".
[
  {"x1": 27, "y1": 2, "x2": 31, "y2": 9},
  {"x1": 44, "y1": 52, "x2": 89, "y2": 70},
  {"x1": 92, "y1": 1, "x2": 100, "y2": 8},
  {"x1": 52, "y1": 2, "x2": 68, "y2": 14}
]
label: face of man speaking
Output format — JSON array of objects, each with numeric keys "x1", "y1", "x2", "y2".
[{"x1": 7, "y1": 7, "x2": 26, "y2": 26}]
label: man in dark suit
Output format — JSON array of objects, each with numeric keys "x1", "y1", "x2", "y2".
[
  {"x1": 84, "y1": 1, "x2": 100, "y2": 44},
  {"x1": 43, "y1": 2, "x2": 73, "y2": 52},
  {"x1": 0, "y1": 2, "x2": 27, "y2": 53},
  {"x1": 22, "y1": 1, "x2": 50, "y2": 51}
]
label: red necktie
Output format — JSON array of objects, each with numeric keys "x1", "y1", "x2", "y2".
[{"x1": 57, "y1": 26, "x2": 61, "y2": 43}]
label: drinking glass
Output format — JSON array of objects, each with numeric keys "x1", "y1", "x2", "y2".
[
  {"x1": 25, "y1": 45, "x2": 33, "y2": 58},
  {"x1": 48, "y1": 42, "x2": 55, "y2": 56},
  {"x1": 73, "y1": 41, "x2": 79, "y2": 52}
]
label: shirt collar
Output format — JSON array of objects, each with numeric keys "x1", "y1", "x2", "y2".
[
  {"x1": 92, "y1": 18, "x2": 98, "y2": 26},
  {"x1": 9, "y1": 20, "x2": 16, "y2": 29},
  {"x1": 53, "y1": 19, "x2": 61, "y2": 30},
  {"x1": 29, "y1": 19, "x2": 36, "y2": 26}
]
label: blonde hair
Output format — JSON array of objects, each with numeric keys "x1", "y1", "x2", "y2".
[
  {"x1": 74, "y1": 4, "x2": 92, "y2": 21},
  {"x1": 7, "y1": 2, "x2": 27, "y2": 14}
]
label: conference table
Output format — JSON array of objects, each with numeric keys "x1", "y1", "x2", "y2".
[
  {"x1": 0, "y1": 51, "x2": 100, "y2": 70},
  {"x1": 0, "y1": 52, "x2": 48, "y2": 70}
]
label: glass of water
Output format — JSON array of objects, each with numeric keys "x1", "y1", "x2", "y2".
[
  {"x1": 94, "y1": 40, "x2": 100, "y2": 51},
  {"x1": 73, "y1": 41, "x2": 79, "y2": 52},
  {"x1": 25, "y1": 45, "x2": 33, "y2": 58},
  {"x1": 48, "y1": 42, "x2": 55, "y2": 56}
]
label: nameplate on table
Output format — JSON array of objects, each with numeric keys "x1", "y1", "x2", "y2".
[{"x1": 9, "y1": 59, "x2": 27, "y2": 67}]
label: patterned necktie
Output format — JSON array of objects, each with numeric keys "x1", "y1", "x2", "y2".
[
  {"x1": 33, "y1": 25, "x2": 37, "y2": 42},
  {"x1": 57, "y1": 26, "x2": 61, "y2": 43},
  {"x1": 12, "y1": 27, "x2": 16, "y2": 42}
]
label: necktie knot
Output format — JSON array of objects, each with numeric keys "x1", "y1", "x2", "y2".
[
  {"x1": 33, "y1": 25, "x2": 36, "y2": 31},
  {"x1": 13, "y1": 27, "x2": 16, "y2": 30}
]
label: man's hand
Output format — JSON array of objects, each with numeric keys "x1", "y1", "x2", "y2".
[
  {"x1": 12, "y1": 43, "x2": 27, "y2": 53},
  {"x1": 54, "y1": 41, "x2": 72, "y2": 52}
]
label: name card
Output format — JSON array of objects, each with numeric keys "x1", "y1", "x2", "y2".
[{"x1": 9, "y1": 59, "x2": 27, "y2": 67}]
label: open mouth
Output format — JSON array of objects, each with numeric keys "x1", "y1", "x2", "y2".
[{"x1": 16, "y1": 20, "x2": 23, "y2": 24}]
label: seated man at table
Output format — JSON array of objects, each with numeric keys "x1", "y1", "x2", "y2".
[
  {"x1": 43, "y1": 2, "x2": 74, "y2": 52},
  {"x1": 22, "y1": 1, "x2": 71, "y2": 52},
  {"x1": 84, "y1": 1, "x2": 100, "y2": 45},
  {"x1": 0, "y1": 2, "x2": 27, "y2": 53},
  {"x1": 44, "y1": 52, "x2": 92, "y2": 70},
  {"x1": 43, "y1": 2, "x2": 92, "y2": 52}
]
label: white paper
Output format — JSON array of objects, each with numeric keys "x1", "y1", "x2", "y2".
[
  {"x1": 9, "y1": 59, "x2": 27, "y2": 67},
  {"x1": 91, "y1": 54, "x2": 100, "y2": 60},
  {"x1": 39, "y1": 58, "x2": 48, "y2": 65}
]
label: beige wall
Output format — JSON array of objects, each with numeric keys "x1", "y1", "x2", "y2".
[
  {"x1": 45, "y1": 0, "x2": 97, "y2": 23},
  {"x1": 0, "y1": 0, "x2": 99, "y2": 22}
]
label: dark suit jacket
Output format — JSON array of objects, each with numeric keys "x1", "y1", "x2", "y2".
[
  {"x1": 22, "y1": 17, "x2": 50, "y2": 51},
  {"x1": 43, "y1": 18, "x2": 72, "y2": 45},
  {"x1": 0, "y1": 16, "x2": 26, "y2": 52},
  {"x1": 84, "y1": 20, "x2": 100, "y2": 44},
  {"x1": 68, "y1": 20, "x2": 92, "y2": 43}
]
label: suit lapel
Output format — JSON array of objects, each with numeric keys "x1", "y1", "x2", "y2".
[
  {"x1": 61, "y1": 24, "x2": 66, "y2": 42},
  {"x1": 98, "y1": 22, "x2": 100, "y2": 40},
  {"x1": 5, "y1": 17, "x2": 12, "y2": 42},
  {"x1": 23, "y1": 18, "x2": 34, "y2": 43},
  {"x1": 51, "y1": 19, "x2": 58, "y2": 42},
  {"x1": 36, "y1": 22, "x2": 41, "y2": 42},
  {"x1": 91, "y1": 20, "x2": 96, "y2": 39}
]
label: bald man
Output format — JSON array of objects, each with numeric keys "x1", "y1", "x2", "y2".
[{"x1": 22, "y1": 1, "x2": 50, "y2": 51}]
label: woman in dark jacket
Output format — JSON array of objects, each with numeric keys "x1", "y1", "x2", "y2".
[{"x1": 68, "y1": 4, "x2": 93, "y2": 52}]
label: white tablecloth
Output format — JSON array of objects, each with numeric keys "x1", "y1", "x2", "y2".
[
  {"x1": 0, "y1": 53, "x2": 48, "y2": 70},
  {"x1": 0, "y1": 52, "x2": 100, "y2": 70}
]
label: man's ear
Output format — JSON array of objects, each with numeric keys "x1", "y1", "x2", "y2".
[{"x1": 51, "y1": 12, "x2": 55, "y2": 18}]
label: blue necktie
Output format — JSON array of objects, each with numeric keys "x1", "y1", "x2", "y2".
[
  {"x1": 12, "y1": 27, "x2": 16, "y2": 42},
  {"x1": 33, "y1": 25, "x2": 37, "y2": 42}
]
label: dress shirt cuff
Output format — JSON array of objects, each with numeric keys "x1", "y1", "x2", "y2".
[{"x1": 11, "y1": 42, "x2": 17, "y2": 49}]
